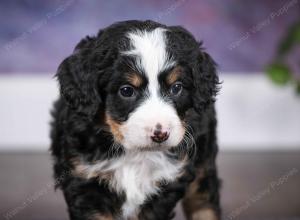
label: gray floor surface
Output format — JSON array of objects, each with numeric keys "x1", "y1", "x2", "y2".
[{"x1": 0, "y1": 151, "x2": 299, "y2": 220}]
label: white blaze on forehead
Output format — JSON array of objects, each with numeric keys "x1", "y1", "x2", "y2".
[
  {"x1": 119, "y1": 27, "x2": 185, "y2": 151},
  {"x1": 124, "y1": 27, "x2": 175, "y2": 90}
]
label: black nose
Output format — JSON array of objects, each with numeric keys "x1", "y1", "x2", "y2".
[{"x1": 151, "y1": 129, "x2": 169, "y2": 143}]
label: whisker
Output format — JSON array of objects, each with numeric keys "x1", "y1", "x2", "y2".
[
  {"x1": 108, "y1": 141, "x2": 122, "y2": 158},
  {"x1": 96, "y1": 127, "x2": 103, "y2": 134},
  {"x1": 182, "y1": 124, "x2": 197, "y2": 159}
]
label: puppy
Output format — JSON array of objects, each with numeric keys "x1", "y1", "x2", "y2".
[{"x1": 51, "y1": 20, "x2": 221, "y2": 220}]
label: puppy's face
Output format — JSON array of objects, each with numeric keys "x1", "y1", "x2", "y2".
[
  {"x1": 105, "y1": 29, "x2": 192, "y2": 150},
  {"x1": 57, "y1": 21, "x2": 218, "y2": 152}
]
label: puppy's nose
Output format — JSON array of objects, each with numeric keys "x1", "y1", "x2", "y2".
[{"x1": 151, "y1": 124, "x2": 169, "y2": 143}]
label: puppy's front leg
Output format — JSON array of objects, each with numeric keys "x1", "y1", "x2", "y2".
[
  {"x1": 62, "y1": 177, "x2": 124, "y2": 220},
  {"x1": 182, "y1": 165, "x2": 221, "y2": 220}
]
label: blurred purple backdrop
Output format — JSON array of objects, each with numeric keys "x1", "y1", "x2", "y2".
[{"x1": 0, "y1": 0, "x2": 299, "y2": 74}]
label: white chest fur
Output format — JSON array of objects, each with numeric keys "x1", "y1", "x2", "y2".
[{"x1": 79, "y1": 151, "x2": 184, "y2": 218}]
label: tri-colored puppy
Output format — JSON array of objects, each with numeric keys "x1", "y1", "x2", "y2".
[{"x1": 51, "y1": 20, "x2": 221, "y2": 220}]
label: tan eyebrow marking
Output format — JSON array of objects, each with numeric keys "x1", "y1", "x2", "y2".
[
  {"x1": 126, "y1": 72, "x2": 143, "y2": 87},
  {"x1": 166, "y1": 66, "x2": 182, "y2": 85}
]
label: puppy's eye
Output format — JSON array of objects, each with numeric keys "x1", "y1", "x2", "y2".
[
  {"x1": 170, "y1": 82, "x2": 183, "y2": 96},
  {"x1": 119, "y1": 85, "x2": 135, "y2": 98}
]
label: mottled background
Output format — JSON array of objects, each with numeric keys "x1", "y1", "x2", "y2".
[{"x1": 0, "y1": 0, "x2": 299, "y2": 73}]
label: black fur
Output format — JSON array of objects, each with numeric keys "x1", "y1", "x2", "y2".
[{"x1": 51, "y1": 20, "x2": 221, "y2": 220}]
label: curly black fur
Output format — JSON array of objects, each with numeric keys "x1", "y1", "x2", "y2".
[{"x1": 51, "y1": 20, "x2": 221, "y2": 220}]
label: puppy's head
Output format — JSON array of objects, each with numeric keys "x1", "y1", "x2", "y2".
[{"x1": 57, "y1": 20, "x2": 219, "y2": 151}]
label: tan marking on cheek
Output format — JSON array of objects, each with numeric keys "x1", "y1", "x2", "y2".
[
  {"x1": 127, "y1": 72, "x2": 143, "y2": 87},
  {"x1": 105, "y1": 114, "x2": 124, "y2": 142},
  {"x1": 166, "y1": 66, "x2": 182, "y2": 85}
]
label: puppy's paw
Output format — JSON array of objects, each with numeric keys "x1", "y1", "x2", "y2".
[{"x1": 191, "y1": 208, "x2": 218, "y2": 220}]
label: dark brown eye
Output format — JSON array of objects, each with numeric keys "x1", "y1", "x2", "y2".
[
  {"x1": 170, "y1": 82, "x2": 183, "y2": 96},
  {"x1": 119, "y1": 85, "x2": 135, "y2": 98}
]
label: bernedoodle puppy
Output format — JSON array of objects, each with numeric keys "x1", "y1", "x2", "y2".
[{"x1": 51, "y1": 20, "x2": 221, "y2": 220}]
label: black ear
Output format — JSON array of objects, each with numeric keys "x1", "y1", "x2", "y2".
[
  {"x1": 192, "y1": 51, "x2": 220, "y2": 113},
  {"x1": 56, "y1": 36, "x2": 104, "y2": 117}
]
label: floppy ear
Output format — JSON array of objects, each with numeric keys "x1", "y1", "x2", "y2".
[
  {"x1": 56, "y1": 36, "x2": 104, "y2": 117},
  {"x1": 192, "y1": 51, "x2": 220, "y2": 113}
]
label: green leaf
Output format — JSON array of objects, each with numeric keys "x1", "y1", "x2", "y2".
[
  {"x1": 278, "y1": 35, "x2": 295, "y2": 56},
  {"x1": 294, "y1": 24, "x2": 300, "y2": 42},
  {"x1": 296, "y1": 81, "x2": 300, "y2": 94},
  {"x1": 266, "y1": 63, "x2": 291, "y2": 85},
  {"x1": 278, "y1": 22, "x2": 300, "y2": 56}
]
